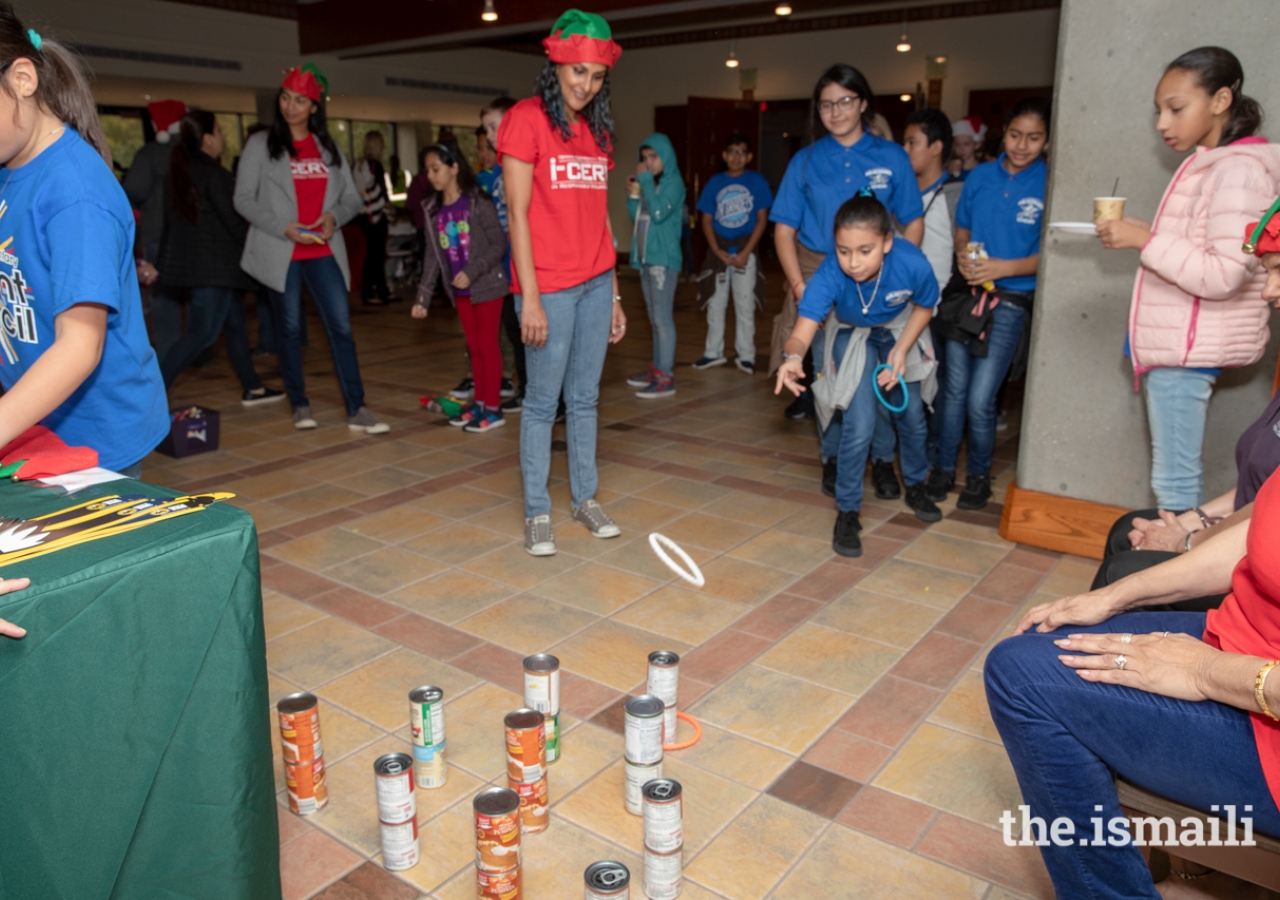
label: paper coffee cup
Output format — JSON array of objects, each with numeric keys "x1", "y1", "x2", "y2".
[{"x1": 1093, "y1": 197, "x2": 1126, "y2": 223}]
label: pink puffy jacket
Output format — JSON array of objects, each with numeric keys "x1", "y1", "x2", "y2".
[{"x1": 1128, "y1": 137, "x2": 1280, "y2": 381}]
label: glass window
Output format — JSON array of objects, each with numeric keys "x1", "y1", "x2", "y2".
[
  {"x1": 99, "y1": 109, "x2": 146, "y2": 174},
  {"x1": 352, "y1": 120, "x2": 395, "y2": 167},
  {"x1": 432, "y1": 125, "x2": 479, "y2": 173},
  {"x1": 332, "y1": 119, "x2": 353, "y2": 162},
  {"x1": 215, "y1": 113, "x2": 241, "y2": 170}
]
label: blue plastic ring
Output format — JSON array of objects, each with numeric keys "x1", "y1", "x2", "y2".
[{"x1": 872, "y1": 364, "x2": 909, "y2": 413}]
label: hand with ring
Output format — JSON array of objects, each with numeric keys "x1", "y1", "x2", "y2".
[{"x1": 1053, "y1": 630, "x2": 1217, "y2": 702}]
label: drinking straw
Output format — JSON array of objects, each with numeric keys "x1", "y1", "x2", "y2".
[{"x1": 1111, "y1": 177, "x2": 1120, "y2": 197}]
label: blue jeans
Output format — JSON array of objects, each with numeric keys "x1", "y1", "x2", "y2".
[
  {"x1": 519, "y1": 272, "x2": 613, "y2": 517},
  {"x1": 158, "y1": 288, "x2": 262, "y2": 392},
  {"x1": 270, "y1": 257, "x2": 367, "y2": 415},
  {"x1": 871, "y1": 403, "x2": 896, "y2": 464},
  {"x1": 937, "y1": 300, "x2": 1025, "y2": 476},
  {"x1": 833, "y1": 326, "x2": 929, "y2": 512},
  {"x1": 1145, "y1": 367, "x2": 1216, "y2": 510},
  {"x1": 815, "y1": 325, "x2": 846, "y2": 464},
  {"x1": 985, "y1": 611, "x2": 1280, "y2": 899},
  {"x1": 639, "y1": 264, "x2": 677, "y2": 376}
]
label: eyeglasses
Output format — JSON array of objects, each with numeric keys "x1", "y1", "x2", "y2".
[
  {"x1": 817, "y1": 96, "x2": 860, "y2": 116},
  {"x1": 725, "y1": 148, "x2": 749, "y2": 156}
]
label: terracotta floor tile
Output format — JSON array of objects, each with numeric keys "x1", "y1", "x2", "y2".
[
  {"x1": 589, "y1": 694, "x2": 628, "y2": 735},
  {"x1": 869, "y1": 520, "x2": 927, "y2": 542},
  {"x1": 375, "y1": 612, "x2": 484, "y2": 661},
  {"x1": 802, "y1": 729, "x2": 894, "y2": 783},
  {"x1": 935, "y1": 595, "x2": 1018, "y2": 644},
  {"x1": 733, "y1": 593, "x2": 823, "y2": 640},
  {"x1": 614, "y1": 584, "x2": 747, "y2": 645},
  {"x1": 307, "y1": 587, "x2": 406, "y2": 629},
  {"x1": 309, "y1": 861, "x2": 421, "y2": 900},
  {"x1": 897, "y1": 532, "x2": 1010, "y2": 579},
  {"x1": 928, "y1": 670, "x2": 1002, "y2": 744},
  {"x1": 701, "y1": 491, "x2": 804, "y2": 527},
  {"x1": 658, "y1": 756, "x2": 758, "y2": 855},
  {"x1": 454, "y1": 593, "x2": 599, "y2": 655},
  {"x1": 432, "y1": 682, "x2": 524, "y2": 781},
  {"x1": 691, "y1": 665, "x2": 853, "y2": 754},
  {"x1": 655, "y1": 511, "x2": 764, "y2": 553},
  {"x1": 756, "y1": 623, "x2": 902, "y2": 696},
  {"x1": 275, "y1": 484, "x2": 372, "y2": 517},
  {"x1": 678, "y1": 628, "x2": 772, "y2": 684},
  {"x1": 393, "y1": 449, "x2": 475, "y2": 478},
  {"x1": 277, "y1": 507, "x2": 365, "y2": 540},
  {"x1": 785, "y1": 560, "x2": 868, "y2": 602},
  {"x1": 837, "y1": 532, "x2": 910, "y2": 570},
  {"x1": 930, "y1": 517, "x2": 1013, "y2": 547},
  {"x1": 1004, "y1": 546, "x2": 1061, "y2": 572},
  {"x1": 857, "y1": 559, "x2": 979, "y2": 610},
  {"x1": 530, "y1": 562, "x2": 660, "y2": 615},
  {"x1": 557, "y1": 672, "x2": 623, "y2": 720},
  {"x1": 766, "y1": 760, "x2": 861, "y2": 819},
  {"x1": 383, "y1": 797, "x2": 475, "y2": 894},
  {"x1": 324, "y1": 547, "x2": 446, "y2": 596},
  {"x1": 278, "y1": 821, "x2": 362, "y2": 900},
  {"x1": 545, "y1": 720, "x2": 621, "y2": 803},
  {"x1": 278, "y1": 804, "x2": 312, "y2": 846},
  {"x1": 592, "y1": 533, "x2": 703, "y2": 582},
  {"x1": 553, "y1": 619, "x2": 690, "y2": 691},
  {"x1": 727, "y1": 530, "x2": 834, "y2": 574},
  {"x1": 266, "y1": 616, "x2": 398, "y2": 689},
  {"x1": 916, "y1": 813, "x2": 1055, "y2": 899},
  {"x1": 675, "y1": 721, "x2": 794, "y2": 790},
  {"x1": 694, "y1": 556, "x2": 796, "y2": 607},
  {"x1": 263, "y1": 590, "x2": 327, "y2": 642},
  {"x1": 460, "y1": 542, "x2": 585, "y2": 591},
  {"x1": 496, "y1": 815, "x2": 643, "y2": 900},
  {"x1": 328, "y1": 465, "x2": 427, "y2": 498},
  {"x1": 386, "y1": 570, "x2": 515, "y2": 625},
  {"x1": 835, "y1": 675, "x2": 942, "y2": 747},
  {"x1": 836, "y1": 785, "x2": 938, "y2": 849},
  {"x1": 409, "y1": 762, "x2": 485, "y2": 825},
  {"x1": 268, "y1": 527, "x2": 384, "y2": 571},
  {"x1": 1038, "y1": 556, "x2": 1100, "y2": 598},
  {"x1": 634, "y1": 475, "x2": 733, "y2": 510},
  {"x1": 448, "y1": 642, "x2": 528, "y2": 694},
  {"x1": 398, "y1": 522, "x2": 513, "y2": 567},
  {"x1": 553, "y1": 759, "x2": 645, "y2": 855},
  {"x1": 318, "y1": 647, "x2": 479, "y2": 731},
  {"x1": 812, "y1": 588, "x2": 943, "y2": 650},
  {"x1": 971, "y1": 562, "x2": 1050, "y2": 605},
  {"x1": 891, "y1": 632, "x2": 982, "y2": 690}
]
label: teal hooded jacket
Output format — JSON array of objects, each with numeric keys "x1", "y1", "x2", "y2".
[{"x1": 627, "y1": 132, "x2": 686, "y2": 273}]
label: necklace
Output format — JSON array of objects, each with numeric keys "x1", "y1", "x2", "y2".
[{"x1": 854, "y1": 269, "x2": 883, "y2": 317}]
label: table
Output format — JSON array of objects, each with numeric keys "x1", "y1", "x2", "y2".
[{"x1": 0, "y1": 479, "x2": 280, "y2": 900}]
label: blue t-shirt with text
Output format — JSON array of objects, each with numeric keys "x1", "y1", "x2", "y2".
[
  {"x1": 797, "y1": 238, "x2": 940, "y2": 328},
  {"x1": 770, "y1": 132, "x2": 924, "y2": 255},
  {"x1": 954, "y1": 155, "x2": 1047, "y2": 292},
  {"x1": 696, "y1": 170, "x2": 773, "y2": 245},
  {"x1": 0, "y1": 129, "x2": 168, "y2": 470}
]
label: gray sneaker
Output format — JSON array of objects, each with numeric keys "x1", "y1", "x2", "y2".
[
  {"x1": 572, "y1": 499, "x2": 621, "y2": 539},
  {"x1": 348, "y1": 406, "x2": 390, "y2": 434},
  {"x1": 525, "y1": 515, "x2": 555, "y2": 556},
  {"x1": 293, "y1": 406, "x2": 317, "y2": 430}
]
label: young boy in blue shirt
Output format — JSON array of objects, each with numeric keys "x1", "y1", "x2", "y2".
[
  {"x1": 776, "y1": 195, "x2": 941, "y2": 557},
  {"x1": 693, "y1": 133, "x2": 772, "y2": 373}
]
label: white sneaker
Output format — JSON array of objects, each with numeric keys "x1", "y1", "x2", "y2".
[
  {"x1": 571, "y1": 499, "x2": 621, "y2": 538},
  {"x1": 348, "y1": 407, "x2": 391, "y2": 434},
  {"x1": 525, "y1": 515, "x2": 556, "y2": 556},
  {"x1": 293, "y1": 406, "x2": 317, "y2": 430}
]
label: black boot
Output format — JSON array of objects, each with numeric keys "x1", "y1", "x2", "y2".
[
  {"x1": 924, "y1": 468, "x2": 954, "y2": 504},
  {"x1": 957, "y1": 473, "x2": 993, "y2": 510},
  {"x1": 904, "y1": 484, "x2": 943, "y2": 522},
  {"x1": 871, "y1": 460, "x2": 901, "y2": 500},
  {"x1": 832, "y1": 509, "x2": 863, "y2": 557}
]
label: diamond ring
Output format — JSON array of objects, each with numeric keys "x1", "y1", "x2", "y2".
[{"x1": 1114, "y1": 654, "x2": 1128, "y2": 671}]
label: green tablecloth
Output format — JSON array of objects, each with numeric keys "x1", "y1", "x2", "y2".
[{"x1": 0, "y1": 479, "x2": 280, "y2": 900}]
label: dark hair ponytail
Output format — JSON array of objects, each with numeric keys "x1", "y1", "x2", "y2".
[
  {"x1": 1167, "y1": 47, "x2": 1263, "y2": 147},
  {"x1": 0, "y1": 4, "x2": 110, "y2": 165},
  {"x1": 834, "y1": 193, "x2": 892, "y2": 237},
  {"x1": 535, "y1": 62, "x2": 615, "y2": 153},
  {"x1": 167, "y1": 109, "x2": 217, "y2": 224},
  {"x1": 267, "y1": 90, "x2": 342, "y2": 163}
]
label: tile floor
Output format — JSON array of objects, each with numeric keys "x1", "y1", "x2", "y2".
[{"x1": 147, "y1": 270, "x2": 1089, "y2": 900}]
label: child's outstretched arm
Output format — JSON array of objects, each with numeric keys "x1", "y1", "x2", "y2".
[
  {"x1": 775, "y1": 317, "x2": 821, "y2": 397},
  {"x1": 882, "y1": 303, "x2": 934, "y2": 388},
  {"x1": 0, "y1": 304, "x2": 108, "y2": 450}
]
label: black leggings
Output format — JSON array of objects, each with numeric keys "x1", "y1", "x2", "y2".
[
  {"x1": 502, "y1": 294, "x2": 525, "y2": 396},
  {"x1": 358, "y1": 216, "x2": 389, "y2": 301},
  {"x1": 1090, "y1": 508, "x2": 1226, "y2": 612}
]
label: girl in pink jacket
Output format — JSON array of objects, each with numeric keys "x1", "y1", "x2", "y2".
[{"x1": 1099, "y1": 47, "x2": 1280, "y2": 511}]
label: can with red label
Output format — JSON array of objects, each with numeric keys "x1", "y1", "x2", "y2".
[
  {"x1": 642, "y1": 779, "x2": 683, "y2": 853},
  {"x1": 624, "y1": 758, "x2": 662, "y2": 816},
  {"x1": 474, "y1": 787, "x2": 522, "y2": 872},
  {"x1": 624, "y1": 695, "x2": 665, "y2": 765},
  {"x1": 643, "y1": 845, "x2": 682, "y2": 900},
  {"x1": 277, "y1": 692, "x2": 322, "y2": 764},
  {"x1": 373, "y1": 753, "x2": 416, "y2": 825},
  {"x1": 284, "y1": 756, "x2": 328, "y2": 815},
  {"x1": 477, "y1": 864, "x2": 521, "y2": 900},
  {"x1": 379, "y1": 816, "x2": 420, "y2": 871},
  {"x1": 511, "y1": 775, "x2": 549, "y2": 834},
  {"x1": 504, "y1": 708, "x2": 546, "y2": 784},
  {"x1": 584, "y1": 860, "x2": 630, "y2": 899}
]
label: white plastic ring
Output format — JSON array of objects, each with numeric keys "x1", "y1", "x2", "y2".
[{"x1": 648, "y1": 532, "x2": 705, "y2": 587}]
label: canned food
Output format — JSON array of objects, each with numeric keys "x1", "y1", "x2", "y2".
[
  {"x1": 624, "y1": 758, "x2": 662, "y2": 816},
  {"x1": 412, "y1": 740, "x2": 447, "y2": 789},
  {"x1": 409, "y1": 685, "x2": 445, "y2": 747},
  {"x1": 512, "y1": 776, "x2": 549, "y2": 834},
  {"x1": 647, "y1": 651, "x2": 679, "y2": 708},
  {"x1": 474, "y1": 787, "x2": 522, "y2": 872},
  {"x1": 373, "y1": 753, "x2": 416, "y2": 825},
  {"x1": 277, "y1": 692, "x2": 322, "y2": 764},
  {"x1": 642, "y1": 779, "x2": 683, "y2": 853},
  {"x1": 504, "y1": 708, "x2": 546, "y2": 784},
  {"x1": 546, "y1": 712, "x2": 561, "y2": 765},
  {"x1": 477, "y1": 865, "x2": 521, "y2": 900},
  {"x1": 284, "y1": 757, "x2": 328, "y2": 815},
  {"x1": 379, "y1": 816, "x2": 420, "y2": 871},
  {"x1": 624, "y1": 695, "x2": 665, "y2": 765},
  {"x1": 523, "y1": 653, "x2": 560, "y2": 715},
  {"x1": 662, "y1": 705, "x2": 677, "y2": 746},
  {"x1": 643, "y1": 845, "x2": 682, "y2": 900},
  {"x1": 584, "y1": 860, "x2": 630, "y2": 899}
]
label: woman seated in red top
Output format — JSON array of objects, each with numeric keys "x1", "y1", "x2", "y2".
[{"x1": 983, "y1": 215, "x2": 1280, "y2": 899}]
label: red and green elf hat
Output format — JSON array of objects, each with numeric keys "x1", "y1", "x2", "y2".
[
  {"x1": 1244, "y1": 197, "x2": 1280, "y2": 257},
  {"x1": 542, "y1": 9, "x2": 622, "y2": 68},
  {"x1": 282, "y1": 62, "x2": 329, "y2": 102}
]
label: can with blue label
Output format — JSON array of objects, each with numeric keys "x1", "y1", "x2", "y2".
[{"x1": 409, "y1": 686, "x2": 447, "y2": 789}]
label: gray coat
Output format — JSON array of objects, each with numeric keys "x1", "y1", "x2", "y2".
[{"x1": 233, "y1": 131, "x2": 363, "y2": 292}]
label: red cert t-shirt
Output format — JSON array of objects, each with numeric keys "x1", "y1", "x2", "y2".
[
  {"x1": 496, "y1": 97, "x2": 616, "y2": 295},
  {"x1": 291, "y1": 134, "x2": 332, "y2": 261}
]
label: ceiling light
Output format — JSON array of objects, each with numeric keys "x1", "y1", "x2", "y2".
[
  {"x1": 900, "y1": 93, "x2": 912, "y2": 102},
  {"x1": 482, "y1": 0, "x2": 497, "y2": 22},
  {"x1": 725, "y1": 40, "x2": 739, "y2": 68},
  {"x1": 775, "y1": 3, "x2": 793, "y2": 14},
  {"x1": 896, "y1": 16, "x2": 911, "y2": 52}
]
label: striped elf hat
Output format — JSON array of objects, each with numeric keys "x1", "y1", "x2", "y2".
[
  {"x1": 541, "y1": 9, "x2": 622, "y2": 67},
  {"x1": 1243, "y1": 196, "x2": 1280, "y2": 256}
]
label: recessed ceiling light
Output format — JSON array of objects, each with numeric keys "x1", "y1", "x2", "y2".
[
  {"x1": 775, "y1": 3, "x2": 793, "y2": 14},
  {"x1": 482, "y1": 0, "x2": 497, "y2": 22}
]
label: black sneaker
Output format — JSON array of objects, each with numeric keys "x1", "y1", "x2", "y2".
[
  {"x1": 832, "y1": 510, "x2": 863, "y2": 557},
  {"x1": 784, "y1": 395, "x2": 812, "y2": 420},
  {"x1": 449, "y1": 377, "x2": 474, "y2": 400},
  {"x1": 822, "y1": 458, "x2": 837, "y2": 498},
  {"x1": 956, "y1": 474, "x2": 993, "y2": 510},
  {"x1": 924, "y1": 468, "x2": 955, "y2": 503},
  {"x1": 871, "y1": 460, "x2": 901, "y2": 500},
  {"x1": 241, "y1": 387, "x2": 285, "y2": 407},
  {"x1": 500, "y1": 378, "x2": 516, "y2": 398},
  {"x1": 501, "y1": 395, "x2": 523, "y2": 414},
  {"x1": 905, "y1": 483, "x2": 943, "y2": 522}
]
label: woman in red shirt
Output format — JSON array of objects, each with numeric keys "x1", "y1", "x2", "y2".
[
  {"x1": 985, "y1": 212, "x2": 1280, "y2": 898},
  {"x1": 499, "y1": 10, "x2": 627, "y2": 557}
]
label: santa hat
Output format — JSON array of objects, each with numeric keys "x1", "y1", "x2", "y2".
[
  {"x1": 1243, "y1": 197, "x2": 1280, "y2": 256},
  {"x1": 542, "y1": 9, "x2": 622, "y2": 68},
  {"x1": 282, "y1": 62, "x2": 329, "y2": 103},
  {"x1": 148, "y1": 100, "x2": 186, "y2": 144},
  {"x1": 952, "y1": 116, "x2": 988, "y2": 141}
]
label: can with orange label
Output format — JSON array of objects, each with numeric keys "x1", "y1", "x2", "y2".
[
  {"x1": 477, "y1": 864, "x2": 521, "y2": 900},
  {"x1": 284, "y1": 756, "x2": 328, "y2": 815},
  {"x1": 504, "y1": 709, "x2": 546, "y2": 784},
  {"x1": 277, "y1": 692, "x2": 322, "y2": 764},
  {"x1": 512, "y1": 775, "x2": 549, "y2": 834},
  {"x1": 474, "y1": 787, "x2": 522, "y2": 872}
]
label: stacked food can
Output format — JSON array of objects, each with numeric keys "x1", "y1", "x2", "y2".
[
  {"x1": 642, "y1": 779, "x2": 684, "y2": 900},
  {"x1": 373, "y1": 752, "x2": 420, "y2": 870},
  {"x1": 623, "y1": 694, "x2": 665, "y2": 816},
  {"x1": 474, "y1": 787, "x2": 523, "y2": 899},
  {"x1": 647, "y1": 652, "x2": 680, "y2": 746},
  {"x1": 504, "y1": 708, "x2": 549, "y2": 834},
  {"x1": 584, "y1": 860, "x2": 631, "y2": 899},
  {"x1": 277, "y1": 692, "x2": 328, "y2": 815},
  {"x1": 409, "y1": 685, "x2": 447, "y2": 789},
  {"x1": 523, "y1": 654, "x2": 561, "y2": 763}
]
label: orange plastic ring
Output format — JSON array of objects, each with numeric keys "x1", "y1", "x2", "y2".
[{"x1": 662, "y1": 711, "x2": 703, "y2": 751}]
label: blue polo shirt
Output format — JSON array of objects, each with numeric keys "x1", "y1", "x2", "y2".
[
  {"x1": 697, "y1": 170, "x2": 773, "y2": 246},
  {"x1": 797, "y1": 238, "x2": 939, "y2": 328},
  {"x1": 771, "y1": 132, "x2": 924, "y2": 255},
  {"x1": 954, "y1": 154, "x2": 1047, "y2": 292}
]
